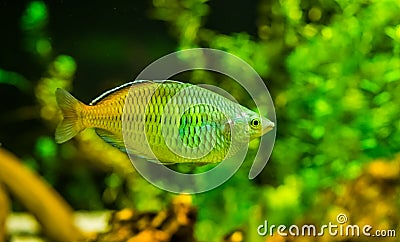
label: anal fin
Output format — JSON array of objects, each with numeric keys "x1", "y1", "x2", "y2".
[{"x1": 95, "y1": 129, "x2": 126, "y2": 152}]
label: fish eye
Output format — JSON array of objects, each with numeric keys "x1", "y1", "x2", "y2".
[{"x1": 250, "y1": 118, "x2": 261, "y2": 128}]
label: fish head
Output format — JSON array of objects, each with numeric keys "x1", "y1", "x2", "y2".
[
  {"x1": 236, "y1": 105, "x2": 274, "y2": 140},
  {"x1": 228, "y1": 108, "x2": 274, "y2": 142},
  {"x1": 247, "y1": 114, "x2": 274, "y2": 139}
]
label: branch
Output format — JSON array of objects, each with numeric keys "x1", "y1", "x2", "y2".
[
  {"x1": 0, "y1": 182, "x2": 9, "y2": 242},
  {"x1": 0, "y1": 147, "x2": 84, "y2": 242}
]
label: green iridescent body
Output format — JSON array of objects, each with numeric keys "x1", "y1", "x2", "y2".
[{"x1": 55, "y1": 80, "x2": 274, "y2": 164}]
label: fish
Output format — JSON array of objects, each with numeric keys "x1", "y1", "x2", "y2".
[{"x1": 55, "y1": 80, "x2": 274, "y2": 164}]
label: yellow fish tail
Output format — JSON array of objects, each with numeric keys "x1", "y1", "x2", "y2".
[{"x1": 55, "y1": 88, "x2": 85, "y2": 144}]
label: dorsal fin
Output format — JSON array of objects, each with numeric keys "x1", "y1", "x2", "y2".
[
  {"x1": 89, "y1": 80, "x2": 184, "y2": 105},
  {"x1": 90, "y1": 81, "x2": 136, "y2": 105}
]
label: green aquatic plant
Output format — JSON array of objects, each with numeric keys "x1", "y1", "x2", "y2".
[{"x1": 151, "y1": 0, "x2": 400, "y2": 241}]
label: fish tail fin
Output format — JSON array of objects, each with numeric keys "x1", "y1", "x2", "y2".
[{"x1": 55, "y1": 88, "x2": 86, "y2": 144}]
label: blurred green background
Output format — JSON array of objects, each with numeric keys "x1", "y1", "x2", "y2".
[{"x1": 1, "y1": 0, "x2": 399, "y2": 241}]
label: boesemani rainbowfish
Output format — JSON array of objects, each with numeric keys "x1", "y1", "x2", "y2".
[{"x1": 55, "y1": 80, "x2": 274, "y2": 164}]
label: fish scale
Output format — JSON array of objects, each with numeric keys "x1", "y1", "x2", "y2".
[{"x1": 55, "y1": 80, "x2": 274, "y2": 164}]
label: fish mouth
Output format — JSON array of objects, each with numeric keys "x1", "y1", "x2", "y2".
[{"x1": 261, "y1": 119, "x2": 275, "y2": 135}]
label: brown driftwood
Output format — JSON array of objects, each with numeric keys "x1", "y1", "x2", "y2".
[
  {"x1": 0, "y1": 147, "x2": 84, "y2": 242},
  {"x1": 0, "y1": 182, "x2": 9, "y2": 242},
  {"x1": 87, "y1": 195, "x2": 197, "y2": 242}
]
